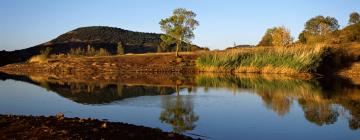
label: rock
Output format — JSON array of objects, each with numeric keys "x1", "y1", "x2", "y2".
[
  {"x1": 55, "y1": 112, "x2": 64, "y2": 120},
  {"x1": 101, "y1": 123, "x2": 107, "y2": 129}
]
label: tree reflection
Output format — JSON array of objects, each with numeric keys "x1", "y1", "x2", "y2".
[
  {"x1": 298, "y1": 99, "x2": 339, "y2": 126},
  {"x1": 159, "y1": 94, "x2": 199, "y2": 133},
  {"x1": 260, "y1": 92, "x2": 292, "y2": 116}
]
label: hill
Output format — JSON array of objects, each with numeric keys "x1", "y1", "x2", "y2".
[{"x1": 0, "y1": 26, "x2": 205, "y2": 66}]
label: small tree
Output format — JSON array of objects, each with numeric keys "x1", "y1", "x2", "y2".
[
  {"x1": 98, "y1": 48, "x2": 110, "y2": 56},
  {"x1": 349, "y1": 12, "x2": 360, "y2": 25},
  {"x1": 271, "y1": 26, "x2": 293, "y2": 47},
  {"x1": 86, "y1": 45, "x2": 96, "y2": 56},
  {"x1": 117, "y1": 42, "x2": 125, "y2": 55},
  {"x1": 160, "y1": 8, "x2": 199, "y2": 57}
]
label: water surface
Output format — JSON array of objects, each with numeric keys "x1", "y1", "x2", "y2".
[{"x1": 0, "y1": 73, "x2": 359, "y2": 140}]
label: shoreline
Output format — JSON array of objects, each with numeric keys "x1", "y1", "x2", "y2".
[
  {"x1": 0, "y1": 114, "x2": 194, "y2": 140},
  {"x1": 0, "y1": 51, "x2": 359, "y2": 80}
]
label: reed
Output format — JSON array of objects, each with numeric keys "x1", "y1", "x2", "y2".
[{"x1": 196, "y1": 44, "x2": 346, "y2": 74}]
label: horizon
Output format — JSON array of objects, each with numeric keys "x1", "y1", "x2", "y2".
[{"x1": 0, "y1": 0, "x2": 359, "y2": 51}]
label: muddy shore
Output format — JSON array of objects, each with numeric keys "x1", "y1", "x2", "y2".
[{"x1": 0, "y1": 114, "x2": 195, "y2": 140}]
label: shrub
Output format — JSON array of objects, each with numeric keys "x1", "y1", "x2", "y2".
[
  {"x1": 28, "y1": 47, "x2": 52, "y2": 63},
  {"x1": 117, "y1": 42, "x2": 125, "y2": 55}
]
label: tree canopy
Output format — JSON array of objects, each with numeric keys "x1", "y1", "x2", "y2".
[
  {"x1": 271, "y1": 26, "x2": 293, "y2": 47},
  {"x1": 298, "y1": 15, "x2": 339, "y2": 44},
  {"x1": 258, "y1": 26, "x2": 293, "y2": 47},
  {"x1": 160, "y1": 8, "x2": 199, "y2": 57},
  {"x1": 349, "y1": 12, "x2": 360, "y2": 25},
  {"x1": 258, "y1": 28, "x2": 276, "y2": 46}
]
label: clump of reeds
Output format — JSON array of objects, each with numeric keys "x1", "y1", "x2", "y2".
[{"x1": 196, "y1": 44, "x2": 346, "y2": 74}]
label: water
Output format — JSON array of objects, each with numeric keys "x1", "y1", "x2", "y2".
[{"x1": 0, "y1": 73, "x2": 359, "y2": 140}]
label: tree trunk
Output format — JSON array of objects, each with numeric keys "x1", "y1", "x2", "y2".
[{"x1": 176, "y1": 40, "x2": 180, "y2": 57}]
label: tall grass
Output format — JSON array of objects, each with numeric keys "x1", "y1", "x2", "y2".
[
  {"x1": 196, "y1": 45, "x2": 346, "y2": 74},
  {"x1": 28, "y1": 47, "x2": 52, "y2": 63}
]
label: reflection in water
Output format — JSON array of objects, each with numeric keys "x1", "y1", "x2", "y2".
[
  {"x1": 1, "y1": 72, "x2": 360, "y2": 133},
  {"x1": 196, "y1": 74, "x2": 360, "y2": 130},
  {"x1": 160, "y1": 95, "x2": 199, "y2": 133}
]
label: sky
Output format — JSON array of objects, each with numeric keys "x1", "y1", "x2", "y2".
[{"x1": 0, "y1": 0, "x2": 359, "y2": 51}]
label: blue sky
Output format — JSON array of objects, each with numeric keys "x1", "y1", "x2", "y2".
[{"x1": 0, "y1": 0, "x2": 359, "y2": 51}]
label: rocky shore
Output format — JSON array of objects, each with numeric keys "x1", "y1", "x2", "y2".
[{"x1": 0, "y1": 114, "x2": 195, "y2": 140}]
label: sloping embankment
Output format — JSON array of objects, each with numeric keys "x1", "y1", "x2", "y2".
[{"x1": 0, "y1": 53, "x2": 198, "y2": 76}]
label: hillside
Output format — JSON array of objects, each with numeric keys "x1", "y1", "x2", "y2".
[{"x1": 0, "y1": 26, "x2": 205, "y2": 66}]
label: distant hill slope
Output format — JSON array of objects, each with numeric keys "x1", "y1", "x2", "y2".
[
  {"x1": 0, "y1": 26, "x2": 205, "y2": 66},
  {"x1": 51, "y1": 26, "x2": 161, "y2": 46}
]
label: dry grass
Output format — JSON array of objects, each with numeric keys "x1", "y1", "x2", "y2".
[
  {"x1": 28, "y1": 55, "x2": 48, "y2": 63},
  {"x1": 196, "y1": 44, "x2": 348, "y2": 74}
]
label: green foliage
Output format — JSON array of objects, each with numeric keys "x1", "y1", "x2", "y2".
[
  {"x1": 69, "y1": 46, "x2": 110, "y2": 57},
  {"x1": 160, "y1": 8, "x2": 199, "y2": 57},
  {"x1": 349, "y1": 12, "x2": 360, "y2": 25},
  {"x1": 159, "y1": 35, "x2": 176, "y2": 52},
  {"x1": 159, "y1": 96, "x2": 199, "y2": 133},
  {"x1": 117, "y1": 42, "x2": 125, "y2": 55},
  {"x1": 258, "y1": 27, "x2": 276, "y2": 46},
  {"x1": 52, "y1": 26, "x2": 161, "y2": 47},
  {"x1": 271, "y1": 26, "x2": 293, "y2": 47},
  {"x1": 196, "y1": 46, "x2": 346, "y2": 73},
  {"x1": 305, "y1": 16, "x2": 339, "y2": 36},
  {"x1": 299, "y1": 15, "x2": 339, "y2": 44}
]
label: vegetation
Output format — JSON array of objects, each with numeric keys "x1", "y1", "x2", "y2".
[
  {"x1": 349, "y1": 12, "x2": 360, "y2": 25},
  {"x1": 28, "y1": 47, "x2": 52, "y2": 63},
  {"x1": 160, "y1": 8, "x2": 199, "y2": 57},
  {"x1": 68, "y1": 46, "x2": 111, "y2": 57},
  {"x1": 298, "y1": 15, "x2": 339, "y2": 44},
  {"x1": 258, "y1": 27, "x2": 275, "y2": 46},
  {"x1": 271, "y1": 26, "x2": 293, "y2": 47},
  {"x1": 195, "y1": 74, "x2": 360, "y2": 128},
  {"x1": 196, "y1": 45, "x2": 348, "y2": 74},
  {"x1": 52, "y1": 26, "x2": 161, "y2": 46},
  {"x1": 117, "y1": 42, "x2": 125, "y2": 55},
  {"x1": 159, "y1": 35, "x2": 176, "y2": 52},
  {"x1": 258, "y1": 26, "x2": 293, "y2": 47},
  {"x1": 198, "y1": 12, "x2": 360, "y2": 75}
]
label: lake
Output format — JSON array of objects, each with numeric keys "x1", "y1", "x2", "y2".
[{"x1": 0, "y1": 72, "x2": 359, "y2": 140}]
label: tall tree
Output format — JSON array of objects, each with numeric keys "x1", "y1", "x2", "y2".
[
  {"x1": 349, "y1": 12, "x2": 360, "y2": 25},
  {"x1": 160, "y1": 8, "x2": 199, "y2": 57},
  {"x1": 299, "y1": 15, "x2": 339, "y2": 44},
  {"x1": 271, "y1": 26, "x2": 293, "y2": 47}
]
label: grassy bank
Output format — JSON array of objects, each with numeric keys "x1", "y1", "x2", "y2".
[{"x1": 196, "y1": 44, "x2": 351, "y2": 74}]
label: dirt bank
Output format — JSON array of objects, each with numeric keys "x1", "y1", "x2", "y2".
[
  {"x1": 0, "y1": 53, "x2": 199, "y2": 76},
  {"x1": 0, "y1": 114, "x2": 194, "y2": 140}
]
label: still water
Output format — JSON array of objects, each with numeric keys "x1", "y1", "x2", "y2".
[{"x1": 0, "y1": 73, "x2": 359, "y2": 140}]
